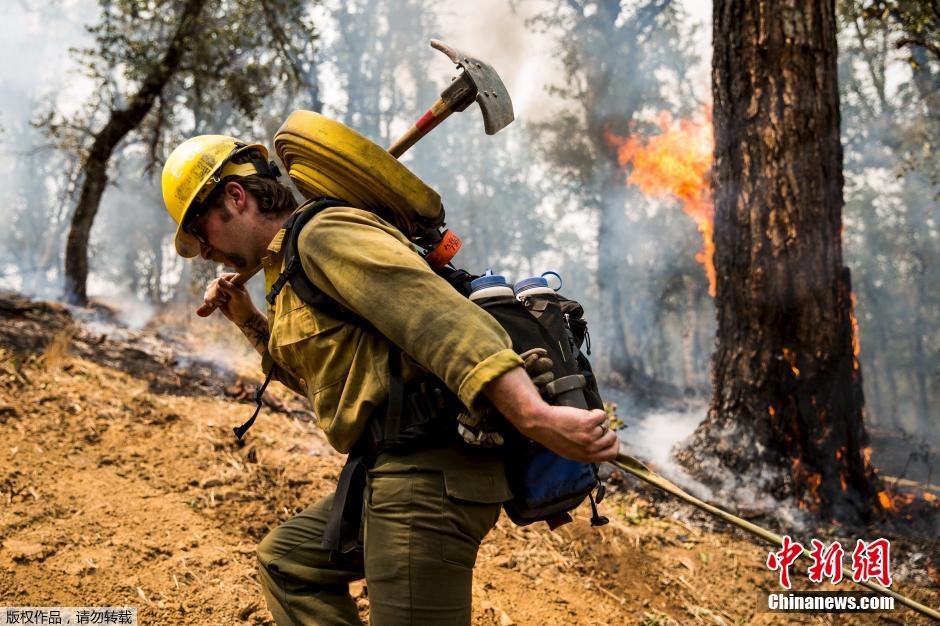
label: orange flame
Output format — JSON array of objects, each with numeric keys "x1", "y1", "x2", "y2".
[
  {"x1": 877, "y1": 488, "x2": 919, "y2": 513},
  {"x1": 781, "y1": 347, "x2": 800, "y2": 378},
  {"x1": 608, "y1": 108, "x2": 716, "y2": 296},
  {"x1": 850, "y1": 293, "x2": 861, "y2": 369},
  {"x1": 878, "y1": 490, "x2": 893, "y2": 511}
]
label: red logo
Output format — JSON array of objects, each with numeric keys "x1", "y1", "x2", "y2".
[
  {"x1": 766, "y1": 537, "x2": 892, "y2": 589},
  {"x1": 851, "y1": 538, "x2": 892, "y2": 587},
  {"x1": 807, "y1": 539, "x2": 845, "y2": 584},
  {"x1": 766, "y1": 535, "x2": 804, "y2": 589}
]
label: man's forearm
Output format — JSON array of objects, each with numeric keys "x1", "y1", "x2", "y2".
[
  {"x1": 237, "y1": 311, "x2": 270, "y2": 355},
  {"x1": 483, "y1": 365, "x2": 619, "y2": 463},
  {"x1": 483, "y1": 366, "x2": 546, "y2": 431}
]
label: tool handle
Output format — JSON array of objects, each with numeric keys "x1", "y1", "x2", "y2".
[
  {"x1": 195, "y1": 266, "x2": 262, "y2": 317},
  {"x1": 612, "y1": 447, "x2": 940, "y2": 621},
  {"x1": 388, "y1": 98, "x2": 453, "y2": 158}
]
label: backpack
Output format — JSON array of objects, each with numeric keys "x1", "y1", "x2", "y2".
[{"x1": 248, "y1": 197, "x2": 608, "y2": 555}]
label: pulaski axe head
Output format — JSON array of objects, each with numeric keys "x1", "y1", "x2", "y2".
[{"x1": 430, "y1": 39, "x2": 514, "y2": 135}]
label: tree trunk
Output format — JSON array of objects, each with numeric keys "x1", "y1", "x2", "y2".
[
  {"x1": 597, "y1": 172, "x2": 640, "y2": 382},
  {"x1": 63, "y1": 0, "x2": 207, "y2": 305},
  {"x1": 911, "y1": 253, "x2": 930, "y2": 435},
  {"x1": 677, "y1": 0, "x2": 881, "y2": 522},
  {"x1": 682, "y1": 282, "x2": 697, "y2": 392}
]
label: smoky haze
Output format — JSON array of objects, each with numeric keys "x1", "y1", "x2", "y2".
[{"x1": 0, "y1": 1, "x2": 936, "y2": 498}]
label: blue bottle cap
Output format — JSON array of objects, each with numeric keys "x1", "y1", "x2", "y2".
[
  {"x1": 513, "y1": 276, "x2": 549, "y2": 293},
  {"x1": 470, "y1": 275, "x2": 509, "y2": 291}
]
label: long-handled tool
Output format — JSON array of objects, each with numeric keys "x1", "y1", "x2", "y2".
[
  {"x1": 197, "y1": 39, "x2": 514, "y2": 317},
  {"x1": 387, "y1": 39, "x2": 514, "y2": 157},
  {"x1": 613, "y1": 448, "x2": 940, "y2": 621}
]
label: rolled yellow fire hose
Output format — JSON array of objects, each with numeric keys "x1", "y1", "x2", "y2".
[
  {"x1": 273, "y1": 110, "x2": 444, "y2": 238},
  {"x1": 613, "y1": 449, "x2": 940, "y2": 621},
  {"x1": 198, "y1": 111, "x2": 447, "y2": 315}
]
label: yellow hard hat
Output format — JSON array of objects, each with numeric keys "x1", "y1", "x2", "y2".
[{"x1": 161, "y1": 135, "x2": 269, "y2": 258}]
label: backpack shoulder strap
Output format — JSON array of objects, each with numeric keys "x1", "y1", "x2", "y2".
[
  {"x1": 433, "y1": 265, "x2": 479, "y2": 297},
  {"x1": 265, "y1": 197, "x2": 372, "y2": 329}
]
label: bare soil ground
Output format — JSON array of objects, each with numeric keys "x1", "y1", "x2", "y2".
[{"x1": 0, "y1": 293, "x2": 937, "y2": 625}]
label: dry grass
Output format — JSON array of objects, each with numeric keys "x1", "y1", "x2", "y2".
[{"x1": 38, "y1": 325, "x2": 76, "y2": 371}]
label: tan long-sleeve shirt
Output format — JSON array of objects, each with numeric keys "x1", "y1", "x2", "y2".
[{"x1": 261, "y1": 205, "x2": 523, "y2": 457}]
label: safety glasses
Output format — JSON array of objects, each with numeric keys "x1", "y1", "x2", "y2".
[{"x1": 184, "y1": 206, "x2": 212, "y2": 246}]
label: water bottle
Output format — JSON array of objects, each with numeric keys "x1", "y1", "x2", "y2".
[
  {"x1": 515, "y1": 272, "x2": 589, "y2": 409},
  {"x1": 469, "y1": 274, "x2": 514, "y2": 302},
  {"x1": 514, "y1": 271, "x2": 563, "y2": 300}
]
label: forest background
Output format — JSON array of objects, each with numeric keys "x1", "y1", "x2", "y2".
[{"x1": 0, "y1": 0, "x2": 936, "y2": 486}]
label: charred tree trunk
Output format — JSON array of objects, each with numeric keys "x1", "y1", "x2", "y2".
[
  {"x1": 63, "y1": 0, "x2": 207, "y2": 305},
  {"x1": 677, "y1": 0, "x2": 881, "y2": 522}
]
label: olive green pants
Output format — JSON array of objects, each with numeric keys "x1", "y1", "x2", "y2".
[{"x1": 257, "y1": 464, "x2": 502, "y2": 625}]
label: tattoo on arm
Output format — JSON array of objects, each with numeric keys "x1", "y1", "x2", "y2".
[{"x1": 239, "y1": 313, "x2": 270, "y2": 355}]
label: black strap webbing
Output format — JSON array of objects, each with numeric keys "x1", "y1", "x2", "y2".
[
  {"x1": 322, "y1": 451, "x2": 369, "y2": 558},
  {"x1": 233, "y1": 365, "x2": 276, "y2": 441},
  {"x1": 385, "y1": 346, "x2": 404, "y2": 443},
  {"x1": 266, "y1": 197, "x2": 372, "y2": 330}
]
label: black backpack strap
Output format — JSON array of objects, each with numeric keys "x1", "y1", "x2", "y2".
[
  {"x1": 434, "y1": 265, "x2": 479, "y2": 297},
  {"x1": 322, "y1": 446, "x2": 370, "y2": 560},
  {"x1": 385, "y1": 345, "x2": 404, "y2": 442},
  {"x1": 232, "y1": 364, "x2": 277, "y2": 441},
  {"x1": 265, "y1": 196, "x2": 371, "y2": 329}
]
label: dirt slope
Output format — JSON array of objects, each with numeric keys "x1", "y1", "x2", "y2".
[{"x1": 0, "y1": 296, "x2": 936, "y2": 625}]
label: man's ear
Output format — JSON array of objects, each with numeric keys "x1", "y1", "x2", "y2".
[{"x1": 224, "y1": 180, "x2": 248, "y2": 214}]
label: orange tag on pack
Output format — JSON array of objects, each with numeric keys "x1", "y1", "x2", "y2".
[{"x1": 425, "y1": 229, "x2": 462, "y2": 270}]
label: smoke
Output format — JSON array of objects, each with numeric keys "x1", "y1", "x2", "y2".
[
  {"x1": 608, "y1": 388, "x2": 811, "y2": 531},
  {"x1": 0, "y1": 0, "x2": 935, "y2": 484},
  {"x1": 618, "y1": 402, "x2": 713, "y2": 498},
  {"x1": 0, "y1": 0, "x2": 96, "y2": 296},
  {"x1": 431, "y1": 1, "x2": 558, "y2": 123}
]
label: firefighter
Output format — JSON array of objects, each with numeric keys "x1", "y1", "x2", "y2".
[{"x1": 161, "y1": 133, "x2": 618, "y2": 625}]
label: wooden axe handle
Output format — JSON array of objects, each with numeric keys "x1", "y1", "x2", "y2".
[
  {"x1": 195, "y1": 266, "x2": 262, "y2": 317},
  {"x1": 388, "y1": 98, "x2": 453, "y2": 158}
]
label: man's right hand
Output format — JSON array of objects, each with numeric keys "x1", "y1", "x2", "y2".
[
  {"x1": 202, "y1": 272, "x2": 260, "y2": 325},
  {"x1": 519, "y1": 403, "x2": 620, "y2": 463}
]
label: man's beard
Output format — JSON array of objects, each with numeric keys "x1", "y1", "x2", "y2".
[
  {"x1": 223, "y1": 253, "x2": 249, "y2": 269},
  {"x1": 211, "y1": 248, "x2": 249, "y2": 269}
]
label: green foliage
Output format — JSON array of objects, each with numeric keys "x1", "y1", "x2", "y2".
[
  {"x1": 40, "y1": 0, "x2": 320, "y2": 172},
  {"x1": 861, "y1": 0, "x2": 940, "y2": 60},
  {"x1": 32, "y1": 0, "x2": 321, "y2": 303},
  {"x1": 843, "y1": 0, "x2": 940, "y2": 189},
  {"x1": 524, "y1": 0, "x2": 700, "y2": 199}
]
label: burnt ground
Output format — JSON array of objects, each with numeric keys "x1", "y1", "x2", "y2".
[{"x1": 0, "y1": 291, "x2": 937, "y2": 625}]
